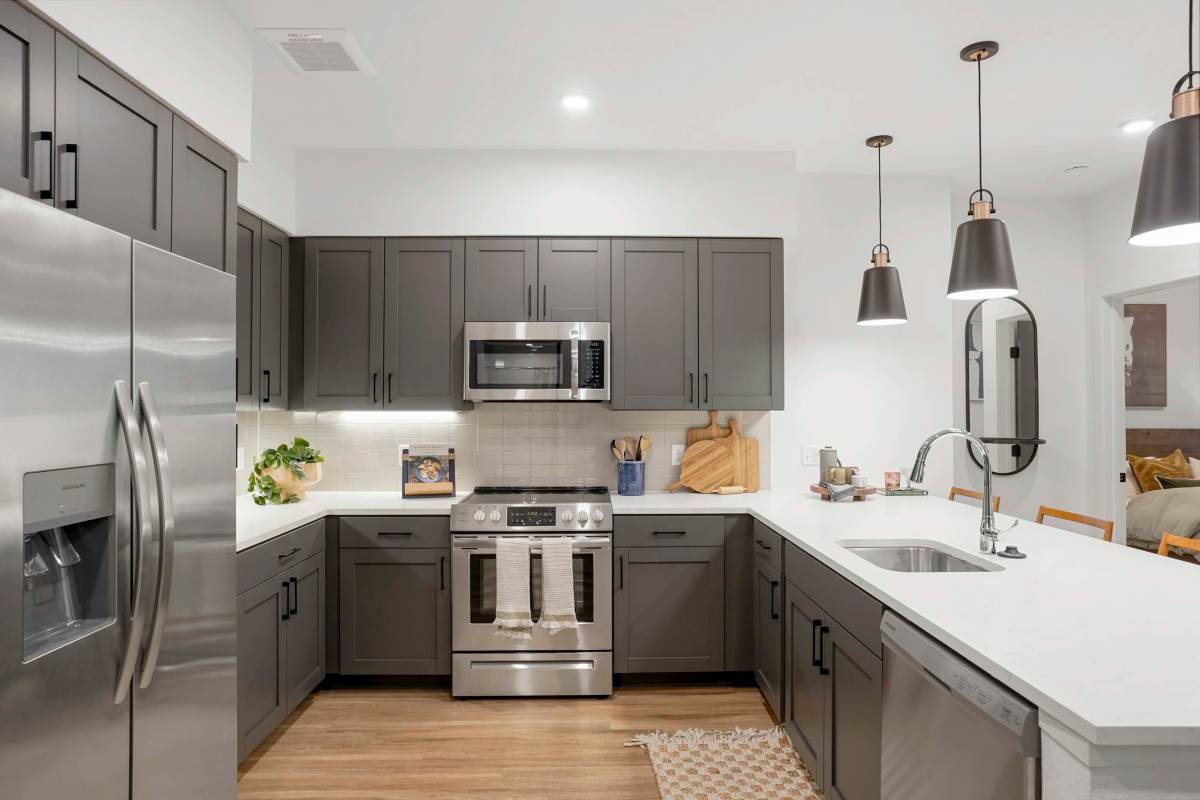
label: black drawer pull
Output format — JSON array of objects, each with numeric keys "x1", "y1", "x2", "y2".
[
  {"x1": 817, "y1": 625, "x2": 830, "y2": 675},
  {"x1": 372, "y1": 372, "x2": 379, "y2": 403},
  {"x1": 289, "y1": 576, "x2": 298, "y2": 615},
  {"x1": 527, "y1": 285, "x2": 532, "y2": 319},
  {"x1": 652, "y1": 531, "x2": 687, "y2": 536},
  {"x1": 439, "y1": 555, "x2": 446, "y2": 591},
  {"x1": 377, "y1": 531, "x2": 412, "y2": 537},
  {"x1": 618, "y1": 555, "x2": 624, "y2": 589},
  {"x1": 281, "y1": 581, "x2": 290, "y2": 620},
  {"x1": 63, "y1": 143, "x2": 79, "y2": 209},
  {"x1": 811, "y1": 619, "x2": 822, "y2": 668},
  {"x1": 542, "y1": 285, "x2": 547, "y2": 318},
  {"x1": 688, "y1": 372, "x2": 694, "y2": 403},
  {"x1": 277, "y1": 546, "x2": 301, "y2": 560},
  {"x1": 262, "y1": 369, "x2": 270, "y2": 404},
  {"x1": 755, "y1": 538, "x2": 772, "y2": 551},
  {"x1": 35, "y1": 131, "x2": 53, "y2": 199},
  {"x1": 769, "y1": 579, "x2": 779, "y2": 619}
]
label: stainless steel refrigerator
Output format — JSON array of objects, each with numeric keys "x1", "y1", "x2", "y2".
[{"x1": 0, "y1": 188, "x2": 236, "y2": 799}]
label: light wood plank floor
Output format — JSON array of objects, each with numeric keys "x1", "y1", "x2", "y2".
[{"x1": 238, "y1": 682, "x2": 775, "y2": 799}]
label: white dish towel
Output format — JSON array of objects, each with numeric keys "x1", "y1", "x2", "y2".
[
  {"x1": 493, "y1": 537, "x2": 533, "y2": 640},
  {"x1": 539, "y1": 538, "x2": 578, "y2": 634}
]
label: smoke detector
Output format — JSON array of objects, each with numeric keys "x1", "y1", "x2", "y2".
[{"x1": 258, "y1": 29, "x2": 375, "y2": 74}]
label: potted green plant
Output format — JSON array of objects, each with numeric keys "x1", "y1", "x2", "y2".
[{"x1": 247, "y1": 437, "x2": 325, "y2": 505}]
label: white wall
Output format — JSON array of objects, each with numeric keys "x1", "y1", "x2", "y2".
[
  {"x1": 779, "y1": 175, "x2": 954, "y2": 492},
  {"x1": 952, "y1": 198, "x2": 1090, "y2": 522},
  {"x1": 236, "y1": 40, "x2": 297, "y2": 232},
  {"x1": 1123, "y1": 281, "x2": 1200, "y2": 430},
  {"x1": 29, "y1": 0, "x2": 253, "y2": 159}
]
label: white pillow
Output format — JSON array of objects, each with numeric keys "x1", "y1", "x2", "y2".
[
  {"x1": 1125, "y1": 461, "x2": 1142, "y2": 499},
  {"x1": 1192, "y1": 457, "x2": 1200, "y2": 479}
]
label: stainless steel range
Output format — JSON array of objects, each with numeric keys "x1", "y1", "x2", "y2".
[{"x1": 451, "y1": 486, "x2": 613, "y2": 697}]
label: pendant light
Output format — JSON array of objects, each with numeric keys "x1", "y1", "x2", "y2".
[
  {"x1": 1130, "y1": 0, "x2": 1200, "y2": 246},
  {"x1": 857, "y1": 135, "x2": 908, "y2": 326},
  {"x1": 947, "y1": 41, "x2": 1019, "y2": 301}
]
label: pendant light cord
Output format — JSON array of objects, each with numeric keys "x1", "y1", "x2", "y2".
[
  {"x1": 1190, "y1": 0, "x2": 1196, "y2": 88},
  {"x1": 877, "y1": 144, "x2": 883, "y2": 247},
  {"x1": 977, "y1": 57, "x2": 984, "y2": 194}
]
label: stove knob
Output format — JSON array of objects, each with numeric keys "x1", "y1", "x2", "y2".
[
  {"x1": 577, "y1": 507, "x2": 589, "y2": 526},
  {"x1": 473, "y1": 509, "x2": 486, "y2": 523},
  {"x1": 489, "y1": 509, "x2": 502, "y2": 523},
  {"x1": 591, "y1": 509, "x2": 605, "y2": 523},
  {"x1": 560, "y1": 509, "x2": 573, "y2": 523}
]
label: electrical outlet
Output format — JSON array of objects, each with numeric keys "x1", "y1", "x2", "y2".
[
  {"x1": 801, "y1": 446, "x2": 820, "y2": 466},
  {"x1": 671, "y1": 444, "x2": 686, "y2": 466}
]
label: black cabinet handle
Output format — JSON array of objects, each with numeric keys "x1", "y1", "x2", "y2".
[
  {"x1": 439, "y1": 555, "x2": 446, "y2": 591},
  {"x1": 63, "y1": 143, "x2": 79, "y2": 209},
  {"x1": 618, "y1": 555, "x2": 624, "y2": 589},
  {"x1": 262, "y1": 369, "x2": 270, "y2": 404},
  {"x1": 704, "y1": 372, "x2": 709, "y2": 404},
  {"x1": 811, "y1": 619, "x2": 822, "y2": 668},
  {"x1": 542, "y1": 285, "x2": 547, "y2": 318},
  {"x1": 377, "y1": 531, "x2": 412, "y2": 537},
  {"x1": 818, "y1": 625, "x2": 830, "y2": 675},
  {"x1": 277, "y1": 546, "x2": 301, "y2": 560},
  {"x1": 372, "y1": 372, "x2": 379, "y2": 403},
  {"x1": 652, "y1": 531, "x2": 686, "y2": 536},
  {"x1": 527, "y1": 285, "x2": 532, "y2": 319},
  {"x1": 688, "y1": 372, "x2": 695, "y2": 404},
  {"x1": 755, "y1": 538, "x2": 772, "y2": 551},
  {"x1": 387, "y1": 372, "x2": 393, "y2": 404},
  {"x1": 35, "y1": 131, "x2": 53, "y2": 199},
  {"x1": 281, "y1": 581, "x2": 290, "y2": 621},
  {"x1": 769, "y1": 580, "x2": 780, "y2": 619},
  {"x1": 289, "y1": 576, "x2": 298, "y2": 615}
]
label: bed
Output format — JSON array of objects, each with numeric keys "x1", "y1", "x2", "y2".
[{"x1": 1124, "y1": 428, "x2": 1200, "y2": 553}]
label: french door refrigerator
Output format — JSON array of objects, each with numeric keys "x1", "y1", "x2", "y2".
[{"x1": 0, "y1": 188, "x2": 236, "y2": 799}]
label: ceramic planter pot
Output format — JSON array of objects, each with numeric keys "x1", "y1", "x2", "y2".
[{"x1": 264, "y1": 462, "x2": 323, "y2": 501}]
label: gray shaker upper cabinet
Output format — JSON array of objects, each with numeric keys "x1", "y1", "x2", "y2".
[
  {"x1": 234, "y1": 210, "x2": 259, "y2": 408},
  {"x1": 383, "y1": 238, "x2": 465, "y2": 410},
  {"x1": 465, "y1": 238, "x2": 537, "y2": 321},
  {"x1": 304, "y1": 238, "x2": 385, "y2": 410},
  {"x1": 537, "y1": 238, "x2": 610, "y2": 321},
  {"x1": 611, "y1": 239, "x2": 699, "y2": 409},
  {"x1": 0, "y1": 2, "x2": 54, "y2": 201},
  {"x1": 257, "y1": 221, "x2": 290, "y2": 410},
  {"x1": 54, "y1": 35, "x2": 172, "y2": 249},
  {"x1": 699, "y1": 239, "x2": 784, "y2": 410},
  {"x1": 171, "y1": 116, "x2": 237, "y2": 272}
]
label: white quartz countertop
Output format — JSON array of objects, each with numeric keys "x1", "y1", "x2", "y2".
[{"x1": 236, "y1": 489, "x2": 1200, "y2": 748}]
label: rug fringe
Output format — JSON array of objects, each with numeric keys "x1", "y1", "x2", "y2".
[{"x1": 624, "y1": 725, "x2": 787, "y2": 750}]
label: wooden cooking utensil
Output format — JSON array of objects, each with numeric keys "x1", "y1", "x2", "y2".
[
  {"x1": 624, "y1": 438, "x2": 638, "y2": 461},
  {"x1": 686, "y1": 410, "x2": 731, "y2": 447},
  {"x1": 610, "y1": 440, "x2": 625, "y2": 461},
  {"x1": 669, "y1": 439, "x2": 735, "y2": 493},
  {"x1": 638, "y1": 434, "x2": 650, "y2": 461}
]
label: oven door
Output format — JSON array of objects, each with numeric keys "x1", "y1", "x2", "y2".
[
  {"x1": 462, "y1": 321, "x2": 609, "y2": 401},
  {"x1": 451, "y1": 534, "x2": 612, "y2": 652}
]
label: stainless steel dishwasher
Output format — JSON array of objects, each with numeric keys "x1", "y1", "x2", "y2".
[{"x1": 881, "y1": 612, "x2": 1040, "y2": 800}]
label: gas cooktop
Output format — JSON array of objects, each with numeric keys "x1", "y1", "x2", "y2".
[{"x1": 453, "y1": 485, "x2": 613, "y2": 533}]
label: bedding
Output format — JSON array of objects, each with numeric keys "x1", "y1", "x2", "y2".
[
  {"x1": 1125, "y1": 486, "x2": 1200, "y2": 549},
  {"x1": 1127, "y1": 449, "x2": 1192, "y2": 492}
]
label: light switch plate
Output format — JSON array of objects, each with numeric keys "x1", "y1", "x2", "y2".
[
  {"x1": 671, "y1": 444, "x2": 686, "y2": 466},
  {"x1": 801, "y1": 446, "x2": 820, "y2": 466}
]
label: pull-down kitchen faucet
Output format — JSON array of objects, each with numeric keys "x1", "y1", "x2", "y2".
[{"x1": 910, "y1": 428, "x2": 1016, "y2": 553}]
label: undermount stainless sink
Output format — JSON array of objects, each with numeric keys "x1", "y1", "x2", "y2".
[{"x1": 840, "y1": 540, "x2": 1004, "y2": 573}]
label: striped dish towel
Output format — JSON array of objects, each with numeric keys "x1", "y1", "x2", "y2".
[
  {"x1": 494, "y1": 537, "x2": 533, "y2": 640},
  {"x1": 539, "y1": 538, "x2": 578, "y2": 634}
]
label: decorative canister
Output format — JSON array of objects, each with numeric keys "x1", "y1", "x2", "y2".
[{"x1": 618, "y1": 461, "x2": 646, "y2": 496}]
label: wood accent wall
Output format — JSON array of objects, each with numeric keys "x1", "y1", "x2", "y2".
[{"x1": 1126, "y1": 428, "x2": 1200, "y2": 461}]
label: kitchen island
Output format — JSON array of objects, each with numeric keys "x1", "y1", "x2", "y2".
[{"x1": 237, "y1": 490, "x2": 1200, "y2": 799}]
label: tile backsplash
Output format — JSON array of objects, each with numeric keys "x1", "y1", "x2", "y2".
[{"x1": 237, "y1": 405, "x2": 770, "y2": 494}]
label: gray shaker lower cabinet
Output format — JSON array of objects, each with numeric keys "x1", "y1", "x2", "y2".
[
  {"x1": 784, "y1": 581, "x2": 827, "y2": 785},
  {"x1": 613, "y1": 546, "x2": 724, "y2": 672},
  {"x1": 339, "y1": 548, "x2": 451, "y2": 675},
  {"x1": 283, "y1": 552, "x2": 326, "y2": 711},
  {"x1": 236, "y1": 576, "x2": 286, "y2": 762},
  {"x1": 753, "y1": 552, "x2": 783, "y2": 719}
]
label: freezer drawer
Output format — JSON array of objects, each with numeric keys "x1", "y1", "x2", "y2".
[{"x1": 452, "y1": 651, "x2": 613, "y2": 697}]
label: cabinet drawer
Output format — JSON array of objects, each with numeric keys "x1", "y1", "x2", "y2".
[
  {"x1": 614, "y1": 515, "x2": 724, "y2": 547},
  {"x1": 785, "y1": 541, "x2": 883, "y2": 657},
  {"x1": 752, "y1": 520, "x2": 783, "y2": 571},
  {"x1": 238, "y1": 520, "x2": 325, "y2": 595},
  {"x1": 339, "y1": 515, "x2": 450, "y2": 548}
]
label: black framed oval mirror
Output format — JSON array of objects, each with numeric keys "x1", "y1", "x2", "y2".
[{"x1": 964, "y1": 297, "x2": 1044, "y2": 475}]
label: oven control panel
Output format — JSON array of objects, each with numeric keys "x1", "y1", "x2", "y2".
[
  {"x1": 453, "y1": 502, "x2": 613, "y2": 533},
  {"x1": 579, "y1": 340, "x2": 606, "y2": 389}
]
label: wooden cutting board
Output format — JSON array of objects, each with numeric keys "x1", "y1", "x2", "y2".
[
  {"x1": 727, "y1": 419, "x2": 760, "y2": 493},
  {"x1": 669, "y1": 439, "x2": 735, "y2": 493},
  {"x1": 686, "y1": 410, "x2": 731, "y2": 446}
]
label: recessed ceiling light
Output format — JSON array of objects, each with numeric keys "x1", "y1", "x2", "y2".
[
  {"x1": 560, "y1": 93, "x2": 590, "y2": 112},
  {"x1": 1121, "y1": 118, "x2": 1154, "y2": 135}
]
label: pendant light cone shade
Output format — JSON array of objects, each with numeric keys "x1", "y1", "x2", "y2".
[
  {"x1": 857, "y1": 264, "x2": 907, "y2": 325},
  {"x1": 1130, "y1": 113, "x2": 1200, "y2": 246},
  {"x1": 948, "y1": 217, "x2": 1019, "y2": 300}
]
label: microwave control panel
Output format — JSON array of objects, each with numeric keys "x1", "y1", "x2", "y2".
[{"x1": 580, "y1": 340, "x2": 605, "y2": 389}]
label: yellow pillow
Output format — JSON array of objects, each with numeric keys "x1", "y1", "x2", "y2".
[{"x1": 1127, "y1": 449, "x2": 1192, "y2": 492}]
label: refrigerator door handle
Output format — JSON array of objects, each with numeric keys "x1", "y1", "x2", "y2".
[
  {"x1": 137, "y1": 382, "x2": 176, "y2": 690},
  {"x1": 113, "y1": 380, "x2": 154, "y2": 705}
]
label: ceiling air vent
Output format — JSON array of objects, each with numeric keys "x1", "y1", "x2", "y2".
[{"x1": 258, "y1": 29, "x2": 375, "y2": 74}]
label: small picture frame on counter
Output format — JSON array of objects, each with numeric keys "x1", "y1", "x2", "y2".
[{"x1": 401, "y1": 445, "x2": 456, "y2": 497}]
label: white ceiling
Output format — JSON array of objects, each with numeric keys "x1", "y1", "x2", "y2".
[{"x1": 225, "y1": 0, "x2": 1190, "y2": 198}]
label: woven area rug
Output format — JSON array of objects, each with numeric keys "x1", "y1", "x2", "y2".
[{"x1": 625, "y1": 726, "x2": 821, "y2": 800}]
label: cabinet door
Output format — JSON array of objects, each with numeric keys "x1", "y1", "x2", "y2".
[
  {"x1": 614, "y1": 546, "x2": 723, "y2": 673},
  {"x1": 54, "y1": 36, "x2": 172, "y2": 248},
  {"x1": 304, "y1": 238, "x2": 385, "y2": 410},
  {"x1": 699, "y1": 239, "x2": 784, "y2": 410},
  {"x1": 825, "y1": 618, "x2": 882, "y2": 800},
  {"x1": 283, "y1": 553, "x2": 325, "y2": 713},
  {"x1": 537, "y1": 238, "x2": 610, "y2": 321},
  {"x1": 384, "y1": 238, "x2": 465, "y2": 409},
  {"x1": 611, "y1": 239, "x2": 699, "y2": 409},
  {"x1": 258, "y1": 221, "x2": 290, "y2": 409},
  {"x1": 0, "y1": 3, "x2": 53, "y2": 200},
  {"x1": 234, "y1": 210, "x2": 259, "y2": 407},
  {"x1": 171, "y1": 116, "x2": 236, "y2": 272},
  {"x1": 339, "y1": 548, "x2": 450, "y2": 675},
  {"x1": 754, "y1": 554, "x2": 783, "y2": 719},
  {"x1": 784, "y1": 583, "x2": 827, "y2": 786},
  {"x1": 236, "y1": 578, "x2": 286, "y2": 762},
  {"x1": 465, "y1": 237, "x2": 537, "y2": 321}
]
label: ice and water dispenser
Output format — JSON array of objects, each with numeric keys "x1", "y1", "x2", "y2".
[{"x1": 22, "y1": 464, "x2": 116, "y2": 661}]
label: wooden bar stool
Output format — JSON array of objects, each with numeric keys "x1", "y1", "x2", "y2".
[
  {"x1": 1034, "y1": 506, "x2": 1114, "y2": 542},
  {"x1": 1157, "y1": 533, "x2": 1200, "y2": 559},
  {"x1": 948, "y1": 486, "x2": 1000, "y2": 512}
]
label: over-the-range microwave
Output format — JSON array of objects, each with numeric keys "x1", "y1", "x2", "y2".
[{"x1": 463, "y1": 321, "x2": 610, "y2": 402}]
